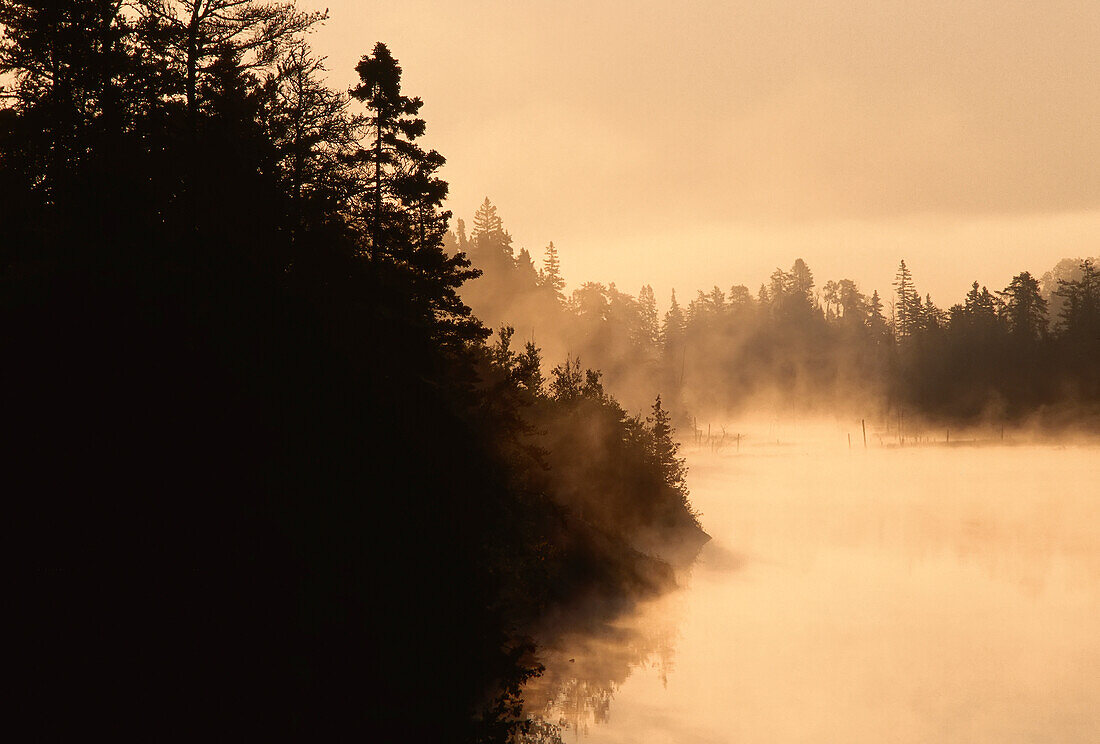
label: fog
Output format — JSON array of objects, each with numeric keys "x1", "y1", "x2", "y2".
[
  {"x1": 522, "y1": 427, "x2": 1100, "y2": 742},
  {"x1": 7, "y1": 3, "x2": 1099, "y2": 740},
  {"x1": 451, "y1": 201, "x2": 1099, "y2": 432},
  {"x1": 304, "y1": 1, "x2": 1100, "y2": 305}
]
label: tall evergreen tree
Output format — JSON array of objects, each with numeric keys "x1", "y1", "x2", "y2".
[
  {"x1": 999, "y1": 271, "x2": 1048, "y2": 341},
  {"x1": 0, "y1": 1, "x2": 148, "y2": 226},
  {"x1": 469, "y1": 196, "x2": 513, "y2": 263},
  {"x1": 1054, "y1": 258, "x2": 1099, "y2": 338},
  {"x1": 637, "y1": 284, "x2": 659, "y2": 351},
  {"x1": 264, "y1": 42, "x2": 356, "y2": 226},
  {"x1": 661, "y1": 289, "x2": 686, "y2": 353},
  {"x1": 867, "y1": 289, "x2": 889, "y2": 339},
  {"x1": 137, "y1": 1, "x2": 323, "y2": 119},
  {"x1": 790, "y1": 257, "x2": 814, "y2": 300},
  {"x1": 649, "y1": 395, "x2": 688, "y2": 503},
  {"x1": 893, "y1": 259, "x2": 920, "y2": 339},
  {"x1": 540, "y1": 240, "x2": 565, "y2": 296},
  {"x1": 349, "y1": 41, "x2": 424, "y2": 260}
]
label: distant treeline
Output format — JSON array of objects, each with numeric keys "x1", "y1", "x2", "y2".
[
  {"x1": 455, "y1": 200, "x2": 1100, "y2": 426},
  {"x1": 0, "y1": 3, "x2": 703, "y2": 741}
]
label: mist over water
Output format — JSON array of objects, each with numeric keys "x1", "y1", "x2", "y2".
[
  {"x1": 526, "y1": 425, "x2": 1100, "y2": 742},
  {"x1": 6, "y1": 3, "x2": 1100, "y2": 738}
]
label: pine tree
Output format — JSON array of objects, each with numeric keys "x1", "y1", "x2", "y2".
[
  {"x1": 1054, "y1": 258, "x2": 1099, "y2": 338},
  {"x1": 471, "y1": 196, "x2": 502, "y2": 238},
  {"x1": 0, "y1": 1, "x2": 146, "y2": 209},
  {"x1": 549, "y1": 355, "x2": 584, "y2": 402},
  {"x1": 708, "y1": 285, "x2": 726, "y2": 314},
  {"x1": 455, "y1": 218, "x2": 469, "y2": 252},
  {"x1": 768, "y1": 267, "x2": 791, "y2": 301},
  {"x1": 137, "y1": 1, "x2": 324, "y2": 119},
  {"x1": 349, "y1": 42, "x2": 483, "y2": 345},
  {"x1": 893, "y1": 259, "x2": 920, "y2": 339},
  {"x1": 513, "y1": 247, "x2": 538, "y2": 286},
  {"x1": 539, "y1": 241, "x2": 565, "y2": 297},
  {"x1": 867, "y1": 290, "x2": 889, "y2": 339},
  {"x1": 649, "y1": 395, "x2": 690, "y2": 509},
  {"x1": 637, "y1": 284, "x2": 659, "y2": 351},
  {"x1": 264, "y1": 42, "x2": 356, "y2": 228},
  {"x1": 661, "y1": 289, "x2": 686, "y2": 352},
  {"x1": 728, "y1": 285, "x2": 753, "y2": 308},
  {"x1": 923, "y1": 293, "x2": 947, "y2": 330},
  {"x1": 349, "y1": 41, "x2": 425, "y2": 260},
  {"x1": 514, "y1": 341, "x2": 544, "y2": 395},
  {"x1": 822, "y1": 280, "x2": 839, "y2": 318},
  {"x1": 790, "y1": 258, "x2": 814, "y2": 300},
  {"x1": 469, "y1": 196, "x2": 513, "y2": 258},
  {"x1": 999, "y1": 271, "x2": 1048, "y2": 341}
]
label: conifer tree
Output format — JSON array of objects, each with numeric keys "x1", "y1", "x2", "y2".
[
  {"x1": 0, "y1": 1, "x2": 147, "y2": 210},
  {"x1": 549, "y1": 355, "x2": 584, "y2": 402},
  {"x1": 540, "y1": 241, "x2": 565, "y2": 296},
  {"x1": 768, "y1": 267, "x2": 792, "y2": 301},
  {"x1": 349, "y1": 41, "x2": 425, "y2": 260},
  {"x1": 454, "y1": 218, "x2": 469, "y2": 252},
  {"x1": 790, "y1": 258, "x2": 815, "y2": 300},
  {"x1": 514, "y1": 341, "x2": 544, "y2": 395},
  {"x1": 348, "y1": 42, "x2": 483, "y2": 345},
  {"x1": 513, "y1": 247, "x2": 538, "y2": 285},
  {"x1": 727, "y1": 285, "x2": 753, "y2": 308},
  {"x1": 137, "y1": 1, "x2": 323, "y2": 118},
  {"x1": 923, "y1": 293, "x2": 947, "y2": 330},
  {"x1": 661, "y1": 289, "x2": 686, "y2": 352},
  {"x1": 649, "y1": 395, "x2": 689, "y2": 507},
  {"x1": 837, "y1": 279, "x2": 864, "y2": 319},
  {"x1": 468, "y1": 197, "x2": 513, "y2": 265},
  {"x1": 867, "y1": 290, "x2": 889, "y2": 339},
  {"x1": 893, "y1": 260, "x2": 920, "y2": 338},
  {"x1": 1054, "y1": 258, "x2": 1099, "y2": 338},
  {"x1": 471, "y1": 196, "x2": 503, "y2": 238},
  {"x1": 264, "y1": 42, "x2": 356, "y2": 227},
  {"x1": 823, "y1": 280, "x2": 839, "y2": 318},
  {"x1": 999, "y1": 271, "x2": 1048, "y2": 341},
  {"x1": 637, "y1": 284, "x2": 659, "y2": 350},
  {"x1": 708, "y1": 285, "x2": 727, "y2": 314}
]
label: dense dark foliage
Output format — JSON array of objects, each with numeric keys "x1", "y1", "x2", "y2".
[
  {"x1": 1, "y1": 4, "x2": 703, "y2": 740},
  {"x1": 456, "y1": 201, "x2": 1100, "y2": 428}
]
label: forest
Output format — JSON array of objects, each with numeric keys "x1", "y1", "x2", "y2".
[
  {"x1": 1, "y1": 3, "x2": 704, "y2": 741},
  {"x1": 456, "y1": 199, "x2": 1100, "y2": 429},
  {"x1": 5, "y1": 2, "x2": 1099, "y2": 742}
]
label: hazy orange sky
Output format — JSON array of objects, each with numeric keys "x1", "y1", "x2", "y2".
[{"x1": 304, "y1": 0, "x2": 1100, "y2": 308}]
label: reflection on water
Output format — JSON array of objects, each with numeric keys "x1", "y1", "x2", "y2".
[
  {"x1": 522, "y1": 592, "x2": 684, "y2": 737},
  {"x1": 524, "y1": 428, "x2": 1100, "y2": 743}
]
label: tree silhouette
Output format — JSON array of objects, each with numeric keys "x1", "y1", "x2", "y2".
[
  {"x1": 137, "y1": 0, "x2": 323, "y2": 119},
  {"x1": 2, "y1": 12, "x2": 710, "y2": 741},
  {"x1": 350, "y1": 41, "x2": 425, "y2": 260},
  {"x1": 540, "y1": 240, "x2": 565, "y2": 296},
  {"x1": 636, "y1": 284, "x2": 659, "y2": 352},
  {"x1": 893, "y1": 259, "x2": 920, "y2": 339},
  {"x1": 649, "y1": 395, "x2": 687, "y2": 498},
  {"x1": 1054, "y1": 258, "x2": 1099, "y2": 338},
  {"x1": 999, "y1": 271, "x2": 1048, "y2": 341},
  {"x1": 264, "y1": 42, "x2": 357, "y2": 227}
]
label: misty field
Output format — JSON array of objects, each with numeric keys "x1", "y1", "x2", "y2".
[{"x1": 528, "y1": 427, "x2": 1100, "y2": 743}]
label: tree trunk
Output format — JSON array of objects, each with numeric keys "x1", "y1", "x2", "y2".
[{"x1": 373, "y1": 116, "x2": 382, "y2": 262}]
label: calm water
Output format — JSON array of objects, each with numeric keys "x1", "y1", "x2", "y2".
[{"x1": 526, "y1": 426, "x2": 1100, "y2": 743}]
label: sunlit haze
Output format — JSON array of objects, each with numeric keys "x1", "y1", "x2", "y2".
[
  {"x1": 305, "y1": 0, "x2": 1100, "y2": 304},
  {"x1": 6, "y1": 2, "x2": 1100, "y2": 740}
]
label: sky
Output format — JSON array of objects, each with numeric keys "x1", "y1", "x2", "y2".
[{"x1": 302, "y1": 0, "x2": 1100, "y2": 308}]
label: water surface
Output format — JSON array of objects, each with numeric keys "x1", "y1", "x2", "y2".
[{"x1": 528, "y1": 427, "x2": 1100, "y2": 742}]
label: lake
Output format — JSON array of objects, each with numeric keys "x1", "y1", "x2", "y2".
[{"x1": 524, "y1": 423, "x2": 1100, "y2": 743}]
